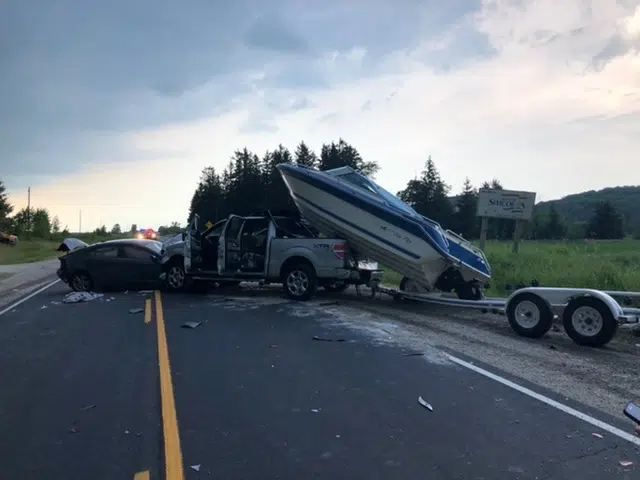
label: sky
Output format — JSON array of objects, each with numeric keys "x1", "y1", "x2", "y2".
[{"x1": 2, "y1": 0, "x2": 639, "y2": 232}]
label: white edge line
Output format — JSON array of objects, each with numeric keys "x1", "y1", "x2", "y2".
[
  {"x1": 0, "y1": 279, "x2": 61, "y2": 317},
  {"x1": 447, "y1": 353, "x2": 640, "y2": 447}
]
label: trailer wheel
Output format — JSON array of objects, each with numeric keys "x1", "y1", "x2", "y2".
[
  {"x1": 506, "y1": 292, "x2": 553, "y2": 338},
  {"x1": 562, "y1": 297, "x2": 618, "y2": 347},
  {"x1": 283, "y1": 263, "x2": 317, "y2": 301}
]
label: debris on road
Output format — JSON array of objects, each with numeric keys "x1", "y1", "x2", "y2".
[
  {"x1": 181, "y1": 321, "x2": 202, "y2": 329},
  {"x1": 312, "y1": 335, "x2": 345, "y2": 342},
  {"x1": 40, "y1": 305, "x2": 47, "y2": 309},
  {"x1": 592, "y1": 433, "x2": 603, "y2": 439},
  {"x1": 191, "y1": 465, "x2": 201, "y2": 472},
  {"x1": 269, "y1": 344, "x2": 278, "y2": 348},
  {"x1": 68, "y1": 427, "x2": 79, "y2": 434},
  {"x1": 80, "y1": 404, "x2": 96, "y2": 411},
  {"x1": 138, "y1": 290, "x2": 153, "y2": 295},
  {"x1": 619, "y1": 460, "x2": 633, "y2": 467},
  {"x1": 311, "y1": 408, "x2": 320, "y2": 413},
  {"x1": 62, "y1": 292, "x2": 104, "y2": 304},
  {"x1": 403, "y1": 352, "x2": 424, "y2": 357},
  {"x1": 129, "y1": 308, "x2": 144, "y2": 314},
  {"x1": 418, "y1": 396, "x2": 433, "y2": 411}
]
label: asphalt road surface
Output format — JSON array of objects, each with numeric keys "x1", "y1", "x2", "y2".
[{"x1": 0, "y1": 281, "x2": 638, "y2": 480}]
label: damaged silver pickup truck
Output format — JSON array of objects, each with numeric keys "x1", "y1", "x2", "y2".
[{"x1": 161, "y1": 210, "x2": 383, "y2": 300}]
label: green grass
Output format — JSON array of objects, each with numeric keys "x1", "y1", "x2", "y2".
[
  {"x1": 382, "y1": 239, "x2": 640, "y2": 297},
  {"x1": 0, "y1": 240, "x2": 61, "y2": 265},
  {"x1": 0, "y1": 232, "x2": 129, "y2": 266}
]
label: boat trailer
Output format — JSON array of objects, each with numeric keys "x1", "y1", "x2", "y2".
[{"x1": 367, "y1": 282, "x2": 640, "y2": 348}]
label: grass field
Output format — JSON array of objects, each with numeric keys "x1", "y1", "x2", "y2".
[
  {"x1": 383, "y1": 239, "x2": 640, "y2": 297},
  {"x1": 0, "y1": 233, "x2": 124, "y2": 266}
]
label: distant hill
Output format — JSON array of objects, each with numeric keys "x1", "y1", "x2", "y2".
[
  {"x1": 534, "y1": 186, "x2": 640, "y2": 233},
  {"x1": 448, "y1": 185, "x2": 640, "y2": 234}
]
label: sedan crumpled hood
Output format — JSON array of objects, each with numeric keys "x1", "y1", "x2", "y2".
[{"x1": 56, "y1": 238, "x2": 89, "y2": 252}]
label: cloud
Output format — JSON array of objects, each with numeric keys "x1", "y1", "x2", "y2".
[{"x1": 3, "y1": 0, "x2": 640, "y2": 231}]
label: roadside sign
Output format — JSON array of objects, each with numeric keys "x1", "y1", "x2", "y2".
[
  {"x1": 205, "y1": 221, "x2": 213, "y2": 229},
  {"x1": 476, "y1": 189, "x2": 536, "y2": 221}
]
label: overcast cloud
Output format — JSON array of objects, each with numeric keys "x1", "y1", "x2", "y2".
[{"x1": 1, "y1": 0, "x2": 638, "y2": 230}]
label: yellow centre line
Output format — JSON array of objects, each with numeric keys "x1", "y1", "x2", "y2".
[
  {"x1": 155, "y1": 290, "x2": 185, "y2": 480},
  {"x1": 133, "y1": 471, "x2": 150, "y2": 480},
  {"x1": 144, "y1": 298, "x2": 152, "y2": 324}
]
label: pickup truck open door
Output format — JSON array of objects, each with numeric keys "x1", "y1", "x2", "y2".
[
  {"x1": 217, "y1": 215, "x2": 244, "y2": 274},
  {"x1": 184, "y1": 214, "x2": 199, "y2": 273}
]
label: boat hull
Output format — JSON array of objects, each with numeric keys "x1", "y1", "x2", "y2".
[{"x1": 280, "y1": 173, "x2": 451, "y2": 288}]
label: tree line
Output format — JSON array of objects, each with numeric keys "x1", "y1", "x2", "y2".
[
  {"x1": 186, "y1": 139, "x2": 627, "y2": 241},
  {"x1": 0, "y1": 138, "x2": 628, "y2": 242}
]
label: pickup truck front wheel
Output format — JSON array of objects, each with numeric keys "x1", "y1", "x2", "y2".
[{"x1": 283, "y1": 263, "x2": 317, "y2": 301}]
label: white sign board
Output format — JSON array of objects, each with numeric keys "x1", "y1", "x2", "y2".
[{"x1": 477, "y1": 188, "x2": 536, "y2": 220}]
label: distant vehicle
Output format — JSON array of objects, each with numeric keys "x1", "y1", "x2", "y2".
[
  {"x1": 136, "y1": 228, "x2": 157, "y2": 240},
  {"x1": 0, "y1": 232, "x2": 18, "y2": 246},
  {"x1": 159, "y1": 210, "x2": 382, "y2": 300},
  {"x1": 57, "y1": 239, "x2": 166, "y2": 292}
]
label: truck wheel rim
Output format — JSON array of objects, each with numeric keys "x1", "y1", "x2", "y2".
[
  {"x1": 287, "y1": 270, "x2": 308, "y2": 296},
  {"x1": 571, "y1": 306, "x2": 603, "y2": 337},
  {"x1": 514, "y1": 300, "x2": 540, "y2": 328},
  {"x1": 73, "y1": 275, "x2": 89, "y2": 291},
  {"x1": 168, "y1": 266, "x2": 184, "y2": 288}
]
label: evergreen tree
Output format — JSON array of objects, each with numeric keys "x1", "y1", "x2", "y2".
[
  {"x1": 0, "y1": 179, "x2": 13, "y2": 231},
  {"x1": 294, "y1": 141, "x2": 318, "y2": 169},
  {"x1": 397, "y1": 156, "x2": 453, "y2": 226},
  {"x1": 587, "y1": 201, "x2": 625, "y2": 239},
  {"x1": 453, "y1": 178, "x2": 479, "y2": 239},
  {"x1": 318, "y1": 139, "x2": 379, "y2": 176}
]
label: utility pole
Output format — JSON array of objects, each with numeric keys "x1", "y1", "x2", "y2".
[
  {"x1": 26, "y1": 187, "x2": 31, "y2": 238},
  {"x1": 79, "y1": 210, "x2": 82, "y2": 233}
]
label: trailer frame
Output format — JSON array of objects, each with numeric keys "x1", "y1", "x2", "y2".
[{"x1": 368, "y1": 279, "x2": 640, "y2": 348}]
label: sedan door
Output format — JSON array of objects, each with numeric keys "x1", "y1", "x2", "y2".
[
  {"x1": 120, "y1": 245, "x2": 163, "y2": 288},
  {"x1": 84, "y1": 246, "x2": 124, "y2": 289}
]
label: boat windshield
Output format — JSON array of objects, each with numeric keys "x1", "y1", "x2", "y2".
[{"x1": 327, "y1": 167, "x2": 421, "y2": 218}]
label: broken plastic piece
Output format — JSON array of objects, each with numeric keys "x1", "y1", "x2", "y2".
[
  {"x1": 191, "y1": 465, "x2": 201, "y2": 472},
  {"x1": 592, "y1": 432, "x2": 603, "y2": 439},
  {"x1": 312, "y1": 335, "x2": 345, "y2": 342},
  {"x1": 403, "y1": 352, "x2": 424, "y2": 357},
  {"x1": 181, "y1": 321, "x2": 202, "y2": 329},
  {"x1": 619, "y1": 460, "x2": 633, "y2": 467},
  {"x1": 418, "y1": 396, "x2": 433, "y2": 411},
  {"x1": 129, "y1": 308, "x2": 144, "y2": 314},
  {"x1": 138, "y1": 290, "x2": 153, "y2": 295},
  {"x1": 80, "y1": 404, "x2": 96, "y2": 411}
]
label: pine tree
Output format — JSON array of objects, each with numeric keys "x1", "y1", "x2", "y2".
[
  {"x1": 0, "y1": 179, "x2": 14, "y2": 231},
  {"x1": 294, "y1": 141, "x2": 318, "y2": 169},
  {"x1": 454, "y1": 178, "x2": 478, "y2": 239},
  {"x1": 587, "y1": 201, "x2": 625, "y2": 239}
]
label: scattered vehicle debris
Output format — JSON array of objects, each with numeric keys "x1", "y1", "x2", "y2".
[
  {"x1": 312, "y1": 335, "x2": 345, "y2": 342},
  {"x1": 418, "y1": 396, "x2": 433, "y2": 411},
  {"x1": 619, "y1": 460, "x2": 633, "y2": 467},
  {"x1": 190, "y1": 465, "x2": 201, "y2": 472},
  {"x1": 62, "y1": 292, "x2": 104, "y2": 304},
  {"x1": 80, "y1": 404, "x2": 96, "y2": 411},
  {"x1": 403, "y1": 352, "x2": 424, "y2": 357},
  {"x1": 129, "y1": 308, "x2": 144, "y2": 314},
  {"x1": 181, "y1": 321, "x2": 202, "y2": 329},
  {"x1": 138, "y1": 290, "x2": 154, "y2": 295},
  {"x1": 592, "y1": 433, "x2": 603, "y2": 439}
]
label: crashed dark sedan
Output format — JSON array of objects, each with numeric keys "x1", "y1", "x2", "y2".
[{"x1": 57, "y1": 239, "x2": 169, "y2": 292}]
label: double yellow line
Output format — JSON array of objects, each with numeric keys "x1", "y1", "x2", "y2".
[{"x1": 135, "y1": 291, "x2": 185, "y2": 480}]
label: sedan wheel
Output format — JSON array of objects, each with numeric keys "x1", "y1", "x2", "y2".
[
  {"x1": 71, "y1": 272, "x2": 92, "y2": 292},
  {"x1": 166, "y1": 265, "x2": 185, "y2": 291}
]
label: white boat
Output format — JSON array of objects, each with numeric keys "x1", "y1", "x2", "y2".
[{"x1": 277, "y1": 164, "x2": 492, "y2": 299}]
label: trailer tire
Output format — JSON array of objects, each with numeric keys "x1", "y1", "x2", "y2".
[
  {"x1": 562, "y1": 297, "x2": 618, "y2": 347},
  {"x1": 283, "y1": 263, "x2": 317, "y2": 301},
  {"x1": 506, "y1": 292, "x2": 554, "y2": 339}
]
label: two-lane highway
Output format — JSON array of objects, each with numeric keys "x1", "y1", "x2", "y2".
[{"x1": 0, "y1": 283, "x2": 638, "y2": 479}]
